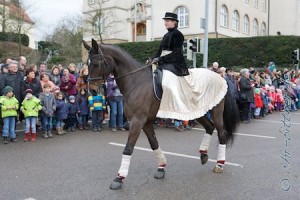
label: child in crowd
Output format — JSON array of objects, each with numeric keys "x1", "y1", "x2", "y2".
[
  {"x1": 77, "y1": 89, "x2": 89, "y2": 130},
  {"x1": 67, "y1": 95, "x2": 78, "y2": 132},
  {"x1": 21, "y1": 89, "x2": 42, "y2": 142},
  {"x1": 275, "y1": 88, "x2": 284, "y2": 111},
  {"x1": 260, "y1": 87, "x2": 269, "y2": 117},
  {"x1": 39, "y1": 83, "x2": 56, "y2": 139},
  {"x1": 0, "y1": 86, "x2": 19, "y2": 144},
  {"x1": 268, "y1": 86, "x2": 276, "y2": 112},
  {"x1": 55, "y1": 92, "x2": 68, "y2": 135},
  {"x1": 254, "y1": 88, "x2": 263, "y2": 119},
  {"x1": 88, "y1": 89, "x2": 106, "y2": 132}
]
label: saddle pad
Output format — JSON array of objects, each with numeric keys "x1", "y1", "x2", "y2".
[{"x1": 156, "y1": 68, "x2": 228, "y2": 121}]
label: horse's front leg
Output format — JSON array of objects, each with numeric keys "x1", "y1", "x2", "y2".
[
  {"x1": 110, "y1": 118, "x2": 144, "y2": 190},
  {"x1": 143, "y1": 121, "x2": 167, "y2": 179}
]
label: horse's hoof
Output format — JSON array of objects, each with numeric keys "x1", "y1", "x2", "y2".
[
  {"x1": 154, "y1": 168, "x2": 165, "y2": 179},
  {"x1": 200, "y1": 154, "x2": 208, "y2": 165},
  {"x1": 110, "y1": 178, "x2": 123, "y2": 190},
  {"x1": 213, "y1": 166, "x2": 224, "y2": 173}
]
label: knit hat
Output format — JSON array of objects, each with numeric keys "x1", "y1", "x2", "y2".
[
  {"x1": 24, "y1": 89, "x2": 33, "y2": 96},
  {"x1": 2, "y1": 86, "x2": 14, "y2": 95},
  {"x1": 0, "y1": 64, "x2": 9, "y2": 72},
  {"x1": 69, "y1": 95, "x2": 75, "y2": 101},
  {"x1": 51, "y1": 86, "x2": 60, "y2": 93},
  {"x1": 254, "y1": 88, "x2": 261, "y2": 94}
]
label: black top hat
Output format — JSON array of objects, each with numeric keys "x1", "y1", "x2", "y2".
[{"x1": 162, "y1": 12, "x2": 178, "y2": 22}]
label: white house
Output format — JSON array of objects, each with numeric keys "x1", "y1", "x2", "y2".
[
  {"x1": 0, "y1": 0, "x2": 35, "y2": 49},
  {"x1": 82, "y1": 0, "x2": 277, "y2": 43}
]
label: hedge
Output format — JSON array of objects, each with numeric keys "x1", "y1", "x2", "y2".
[
  {"x1": 0, "y1": 32, "x2": 29, "y2": 47},
  {"x1": 116, "y1": 36, "x2": 300, "y2": 68}
]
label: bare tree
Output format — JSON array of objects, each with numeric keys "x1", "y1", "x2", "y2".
[
  {"x1": 0, "y1": 0, "x2": 9, "y2": 32},
  {"x1": 45, "y1": 14, "x2": 83, "y2": 64},
  {"x1": 83, "y1": 0, "x2": 121, "y2": 43}
]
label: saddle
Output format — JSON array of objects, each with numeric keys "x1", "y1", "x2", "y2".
[{"x1": 153, "y1": 66, "x2": 163, "y2": 100}]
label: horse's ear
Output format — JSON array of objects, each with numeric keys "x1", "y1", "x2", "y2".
[
  {"x1": 91, "y1": 39, "x2": 99, "y2": 51},
  {"x1": 82, "y1": 40, "x2": 91, "y2": 51}
]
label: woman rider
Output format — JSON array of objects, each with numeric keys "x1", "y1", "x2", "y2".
[{"x1": 151, "y1": 12, "x2": 189, "y2": 76}]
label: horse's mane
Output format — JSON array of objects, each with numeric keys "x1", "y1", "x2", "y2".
[{"x1": 103, "y1": 44, "x2": 144, "y2": 68}]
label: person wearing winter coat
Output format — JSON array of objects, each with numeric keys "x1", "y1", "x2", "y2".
[
  {"x1": 76, "y1": 68, "x2": 89, "y2": 93},
  {"x1": 76, "y1": 89, "x2": 89, "y2": 130},
  {"x1": 49, "y1": 65, "x2": 61, "y2": 86},
  {"x1": 60, "y1": 68, "x2": 77, "y2": 98},
  {"x1": 21, "y1": 68, "x2": 42, "y2": 98},
  {"x1": 55, "y1": 92, "x2": 68, "y2": 135},
  {"x1": 106, "y1": 74, "x2": 125, "y2": 132},
  {"x1": 67, "y1": 95, "x2": 79, "y2": 132},
  {"x1": 0, "y1": 86, "x2": 19, "y2": 144},
  {"x1": 21, "y1": 89, "x2": 42, "y2": 142},
  {"x1": 88, "y1": 89, "x2": 106, "y2": 132},
  {"x1": 238, "y1": 68, "x2": 254, "y2": 123},
  {"x1": 39, "y1": 83, "x2": 56, "y2": 139},
  {"x1": 40, "y1": 73, "x2": 56, "y2": 92},
  {"x1": 254, "y1": 88, "x2": 263, "y2": 119}
]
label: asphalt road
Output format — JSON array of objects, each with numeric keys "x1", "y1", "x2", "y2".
[{"x1": 0, "y1": 111, "x2": 299, "y2": 200}]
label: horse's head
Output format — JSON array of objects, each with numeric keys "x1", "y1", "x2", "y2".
[{"x1": 82, "y1": 39, "x2": 112, "y2": 82}]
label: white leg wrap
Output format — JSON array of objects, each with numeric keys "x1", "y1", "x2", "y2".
[
  {"x1": 217, "y1": 144, "x2": 226, "y2": 166},
  {"x1": 199, "y1": 133, "x2": 212, "y2": 153},
  {"x1": 117, "y1": 155, "x2": 131, "y2": 178},
  {"x1": 153, "y1": 147, "x2": 167, "y2": 168}
]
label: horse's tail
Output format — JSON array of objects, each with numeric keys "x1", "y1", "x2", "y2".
[{"x1": 223, "y1": 90, "x2": 240, "y2": 144}]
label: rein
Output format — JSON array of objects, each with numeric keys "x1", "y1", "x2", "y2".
[{"x1": 114, "y1": 64, "x2": 151, "y2": 80}]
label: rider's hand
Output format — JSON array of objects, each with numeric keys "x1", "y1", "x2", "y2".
[{"x1": 151, "y1": 57, "x2": 160, "y2": 64}]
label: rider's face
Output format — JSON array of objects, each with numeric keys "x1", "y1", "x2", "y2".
[{"x1": 164, "y1": 19, "x2": 176, "y2": 29}]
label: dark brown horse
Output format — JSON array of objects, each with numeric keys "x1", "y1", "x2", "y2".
[{"x1": 83, "y1": 39, "x2": 240, "y2": 190}]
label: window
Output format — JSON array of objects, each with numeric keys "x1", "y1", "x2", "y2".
[
  {"x1": 253, "y1": 19, "x2": 258, "y2": 36},
  {"x1": 94, "y1": 16, "x2": 104, "y2": 34},
  {"x1": 89, "y1": 0, "x2": 95, "y2": 5},
  {"x1": 232, "y1": 10, "x2": 240, "y2": 31},
  {"x1": 220, "y1": 5, "x2": 228, "y2": 27},
  {"x1": 262, "y1": 0, "x2": 266, "y2": 12},
  {"x1": 261, "y1": 22, "x2": 267, "y2": 36},
  {"x1": 243, "y1": 15, "x2": 250, "y2": 34},
  {"x1": 244, "y1": 0, "x2": 249, "y2": 4},
  {"x1": 254, "y1": 0, "x2": 258, "y2": 8},
  {"x1": 175, "y1": 6, "x2": 189, "y2": 28}
]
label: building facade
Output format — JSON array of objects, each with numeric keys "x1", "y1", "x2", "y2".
[
  {"x1": 0, "y1": 0, "x2": 35, "y2": 49},
  {"x1": 82, "y1": 0, "x2": 277, "y2": 44}
]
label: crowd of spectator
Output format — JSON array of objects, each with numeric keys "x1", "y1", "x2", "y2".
[{"x1": 0, "y1": 56, "x2": 126, "y2": 144}]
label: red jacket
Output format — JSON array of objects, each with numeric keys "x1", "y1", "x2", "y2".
[{"x1": 254, "y1": 94, "x2": 263, "y2": 108}]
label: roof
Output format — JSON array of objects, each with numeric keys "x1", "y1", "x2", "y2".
[{"x1": 0, "y1": 1, "x2": 34, "y2": 24}]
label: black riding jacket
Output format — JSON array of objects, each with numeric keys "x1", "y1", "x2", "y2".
[{"x1": 155, "y1": 27, "x2": 189, "y2": 76}]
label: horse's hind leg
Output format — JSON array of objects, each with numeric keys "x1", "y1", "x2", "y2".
[
  {"x1": 143, "y1": 121, "x2": 167, "y2": 179},
  {"x1": 210, "y1": 102, "x2": 226, "y2": 173},
  {"x1": 197, "y1": 116, "x2": 215, "y2": 165}
]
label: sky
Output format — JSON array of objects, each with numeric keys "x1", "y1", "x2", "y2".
[{"x1": 26, "y1": 0, "x2": 83, "y2": 41}]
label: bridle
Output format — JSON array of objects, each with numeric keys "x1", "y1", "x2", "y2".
[{"x1": 87, "y1": 45, "x2": 151, "y2": 84}]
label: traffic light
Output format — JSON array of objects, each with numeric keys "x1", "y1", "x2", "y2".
[
  {"x1": 291, "y1": 49, "x2": 299, "y2": 64},
  {"x1": 189, "y1": 37, "x2": 199, "y2": 52}
]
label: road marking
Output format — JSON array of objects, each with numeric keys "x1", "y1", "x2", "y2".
[
  {"x1": 192, "y1": 128, "x2": 276, "y2": 139},
  {"x1": 109, "y1": 142, "x2": 243, "y2": 168},
  {"x1": 254, "y1": 119, "x2": 300, "y2": 125}
]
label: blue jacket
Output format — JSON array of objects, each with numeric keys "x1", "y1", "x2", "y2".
[
  {"x1": 68, "y1": 102, "x2": 78, "y2": 116},
  {"x1": 76, "y1": 94, "x2": 89, "y2": 116},
  {"x1": 88, "y1": 94, "x2": 106, "y2": 111},
  {"x1": 55, "y1": 99, "x2": 68, "y2": 120}
]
